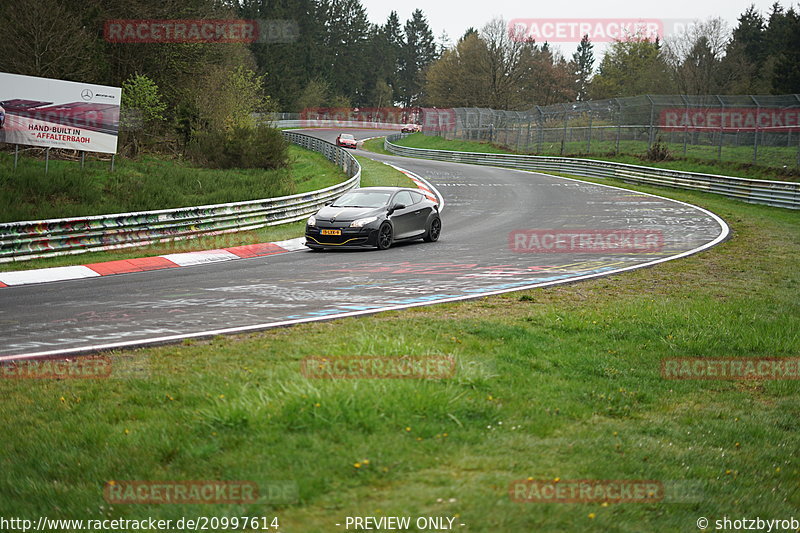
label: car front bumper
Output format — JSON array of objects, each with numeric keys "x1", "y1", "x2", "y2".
[{"x1": 305, "y1": 225, "x2": 380, "y2": 249}]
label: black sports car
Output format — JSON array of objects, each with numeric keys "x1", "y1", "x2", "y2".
[{"x1": 305, "y1": 187, "x2": 441, "y2": 250}]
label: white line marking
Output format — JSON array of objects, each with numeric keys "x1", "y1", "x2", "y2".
[
  {"x1": 0, "y1": 265, "x2": 100, "y2": 286},
  {"x1": 160, "y1": 250, "x2": 240, "y2": 266}
]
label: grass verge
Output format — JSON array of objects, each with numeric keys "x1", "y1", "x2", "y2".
[
  {"x1": 0, "y1": 146, "x2": 348, "y2": 223},
  {"x1": 0, "y1": 164, "x2": 797, "y2": 531},
  {"x1": 0, "y1": 154, "x2": 413, "y2": 273}
]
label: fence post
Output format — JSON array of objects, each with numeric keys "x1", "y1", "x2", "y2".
[
  {"x1": 646, "y1": 95, "x2": 655, "y2": 150},
  {"x1": 679, "y1": 95, "x2": 688, "y2": 156},
  {"x1": 751, "y1": 96, "x2": 760, "y2": 164},
  {"x1": 561, "y1": 104, "x2": 568, "y2": 155},
  {"x1": 14, "y1": 144, "x2": 19, "y2": 170},
  {"x1": 795, "y1": 95, "x2": 800, "y2": 168},
  {"x1": 526, "y1": 118, "x2": 532, "y2": 153},
  {"x1": 615, "y1": 99, "x2": 621, "y2": 154},
  {"x1": 537, "y1": 106, "x2": 544, "y2": 154},
  {"x1": 797, "y1": 129, "x2": 800, "y2": 167},
  {"x1": 45, "y1": 147, "x2": 50, "y2": 174},
  {"x1": 716, "y1": 95, "x2": 724, "y2": 161},
  {"x1": 587, "y1": 111, "x2": 593, "y2": 153}
]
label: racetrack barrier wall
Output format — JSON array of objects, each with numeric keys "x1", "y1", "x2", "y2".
[
  {"x1": 384, "y1": 134, "x2": 800, "y2": 210},
  {"x1": 0, "y1": 131, "x2": 361, "y2": 262}
]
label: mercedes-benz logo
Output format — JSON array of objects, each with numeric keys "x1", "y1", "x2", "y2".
[{"x1": 81, "y1": 89, "x2": 93, "y2": 101}]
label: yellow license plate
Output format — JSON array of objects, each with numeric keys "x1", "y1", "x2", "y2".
[{"x1": 321, "y1": 229, "x2": 342, "y2": 236}]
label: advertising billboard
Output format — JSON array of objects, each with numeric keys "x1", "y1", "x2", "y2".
[{"x1": 0, "y1": 72, "x2": 121, "y2": 154}]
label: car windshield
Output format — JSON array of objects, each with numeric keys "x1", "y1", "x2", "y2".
[
  {"x1": 331, "y1": 191, "x2": 392, "y2": 208},
  {"x1": 340, "y1": 134, "x2": 354, "y2": 140}
]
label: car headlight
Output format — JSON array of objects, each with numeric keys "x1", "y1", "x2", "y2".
[
  {"x1": 307, "y1": 215, "x2": 316, "y2": 226},
  {"x1": 350, "y1": 216, "x2": 378, "y2": 228}
]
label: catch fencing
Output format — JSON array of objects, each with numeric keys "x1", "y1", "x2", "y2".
[
  {"x1": 443, "y1": 95, "x2": 800, "y2": 168},
  {"x1": 0, "y1": 131, "x2": 360, "y2": 262}
]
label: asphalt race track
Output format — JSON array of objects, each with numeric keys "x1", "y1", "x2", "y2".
[{"x1": 0, "y1": 129, "x2": 728, "y2": 359}]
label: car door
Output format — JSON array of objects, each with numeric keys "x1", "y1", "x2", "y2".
[
  {"x1": 406, "y1": 191, "x2": 431, "y2": 237},
  {"x1": 388, "y1": 190, "x2": 417, "y2": 239}
]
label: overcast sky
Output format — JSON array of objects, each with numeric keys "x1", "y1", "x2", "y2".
[{"x1": 361, "y1": 0, "x2": 786, "y2": 56}]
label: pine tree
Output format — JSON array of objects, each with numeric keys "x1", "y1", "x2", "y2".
[
  {"x1": 571, "y1": 35, "x2": 594, "y2": 101},
  {"x1": 399, "y1": 9, "x2": 438, "y2": 106}
]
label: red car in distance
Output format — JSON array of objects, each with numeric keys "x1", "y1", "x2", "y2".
[
  {"x1": 401, "y1": 123, "x2": 421, "y2": 133},
  {"x1": 336, "y1": 133, "x2": 357, "y2": 148}
]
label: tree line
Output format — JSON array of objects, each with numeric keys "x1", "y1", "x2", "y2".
[
  {"x1": 423, "y1": 3, "x2": 800, "y2": 111},
  {"x1": 1, "y1": 0, "x2": 797, "y2": 143}
]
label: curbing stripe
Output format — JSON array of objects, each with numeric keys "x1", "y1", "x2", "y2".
[
  {"x1": 225, "y1": 243, "x2": 286, "y2": 258},
  {"x1": 85, "y1": 256, "x2": 179, "y2": 276},
  {"x1": 161, "y1": 249, "x2": 241, "y2": 267},
  {"x1": 0, "y1": 265, "x2": 101, "y2": 286}
]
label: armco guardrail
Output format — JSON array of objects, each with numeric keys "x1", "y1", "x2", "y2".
[
  {"x1": 385, "y1": 134, "x2": 800, "y2": 209},
  {"x1": 0, "y1": 131, "x2": 360, "y2": 262}
]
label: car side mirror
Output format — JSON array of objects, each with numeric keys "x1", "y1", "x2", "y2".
[
  {"x1": 324, "y1": 200, "x2": 333, "y2": 206},
  {"x1": 388, "y1": 203, "x2": 405, "y2": 215}
]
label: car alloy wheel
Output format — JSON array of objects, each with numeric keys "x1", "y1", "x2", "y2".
[
  {"x1": 377, "y1": 222, "x2": 393, "y2": 250},
  {"x1": 424, "y1": 217, "x2": 441, "y2": 242}
]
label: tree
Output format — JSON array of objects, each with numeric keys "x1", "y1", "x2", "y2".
[
  {"x1": 295, "y1": 79, "x2": 349, "y2": 110},
  {"x1": 664, "y1": 18, "x2": 729, "y2": 95},
  {"x1": 381, "y1": 11, "x2": 405, "y2": 104},
  {"x1": 771, "y1": 6, "x2": 800, "y2": 93},
  {"x1": 730, "y1": 4, "x2": 767, "y2": 62},
  {"x1": 324, "y1": 0, "x2": 372, "y2": 104},
  {"x1": 0, "y1": 0, "x2": 102, "y2": 82},
  {"x1": 436, "y1": 31, "x2": 452, "y2": 56},
  {"x1": 121, "y1": 74, "x2": 167, "y2": 155},
  {"x1": 461, "y1": 28, "x2": 479, "y2": 42},
  {"x1": 425, "y1": 32, "x2": 490, "y2": 107},
  {"x1": 589, "y1": 34, "x2": 675, "y2": 98},
  {"x1": 519, "y1": 45, "x2": 576, "y2": 105},
  {"x1": 399, "y1": 9, "x2": 438, "y2": 106},
  {"x1": 721, "y1": 5, "x2": 769, "y2": 93},
  {"x1": 424, "y1": 18, "x2": 574, "y2": 109},
  {"x1": 240, "y1": 0, "x2": 329, "y2": 110},
  {"x1": 571, "y1": 35, "x2": 594, "y2": 101},
  {"x1": 194, "y1": 66, "x2": 272, "y2": 132}
]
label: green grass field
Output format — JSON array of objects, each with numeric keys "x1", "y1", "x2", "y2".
[
  {"x1": 0, "y1": 154, "x2": 414, "y2": 273},
  {"x1": 0, "y1": 146, "x2": 345, "y2": 223},
  {"x1": 1, "y1": 150, "x2": 798, "y2": 531},
  {"x1": 388, "y1": 134, "x2": 800, "y2": 182}
]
